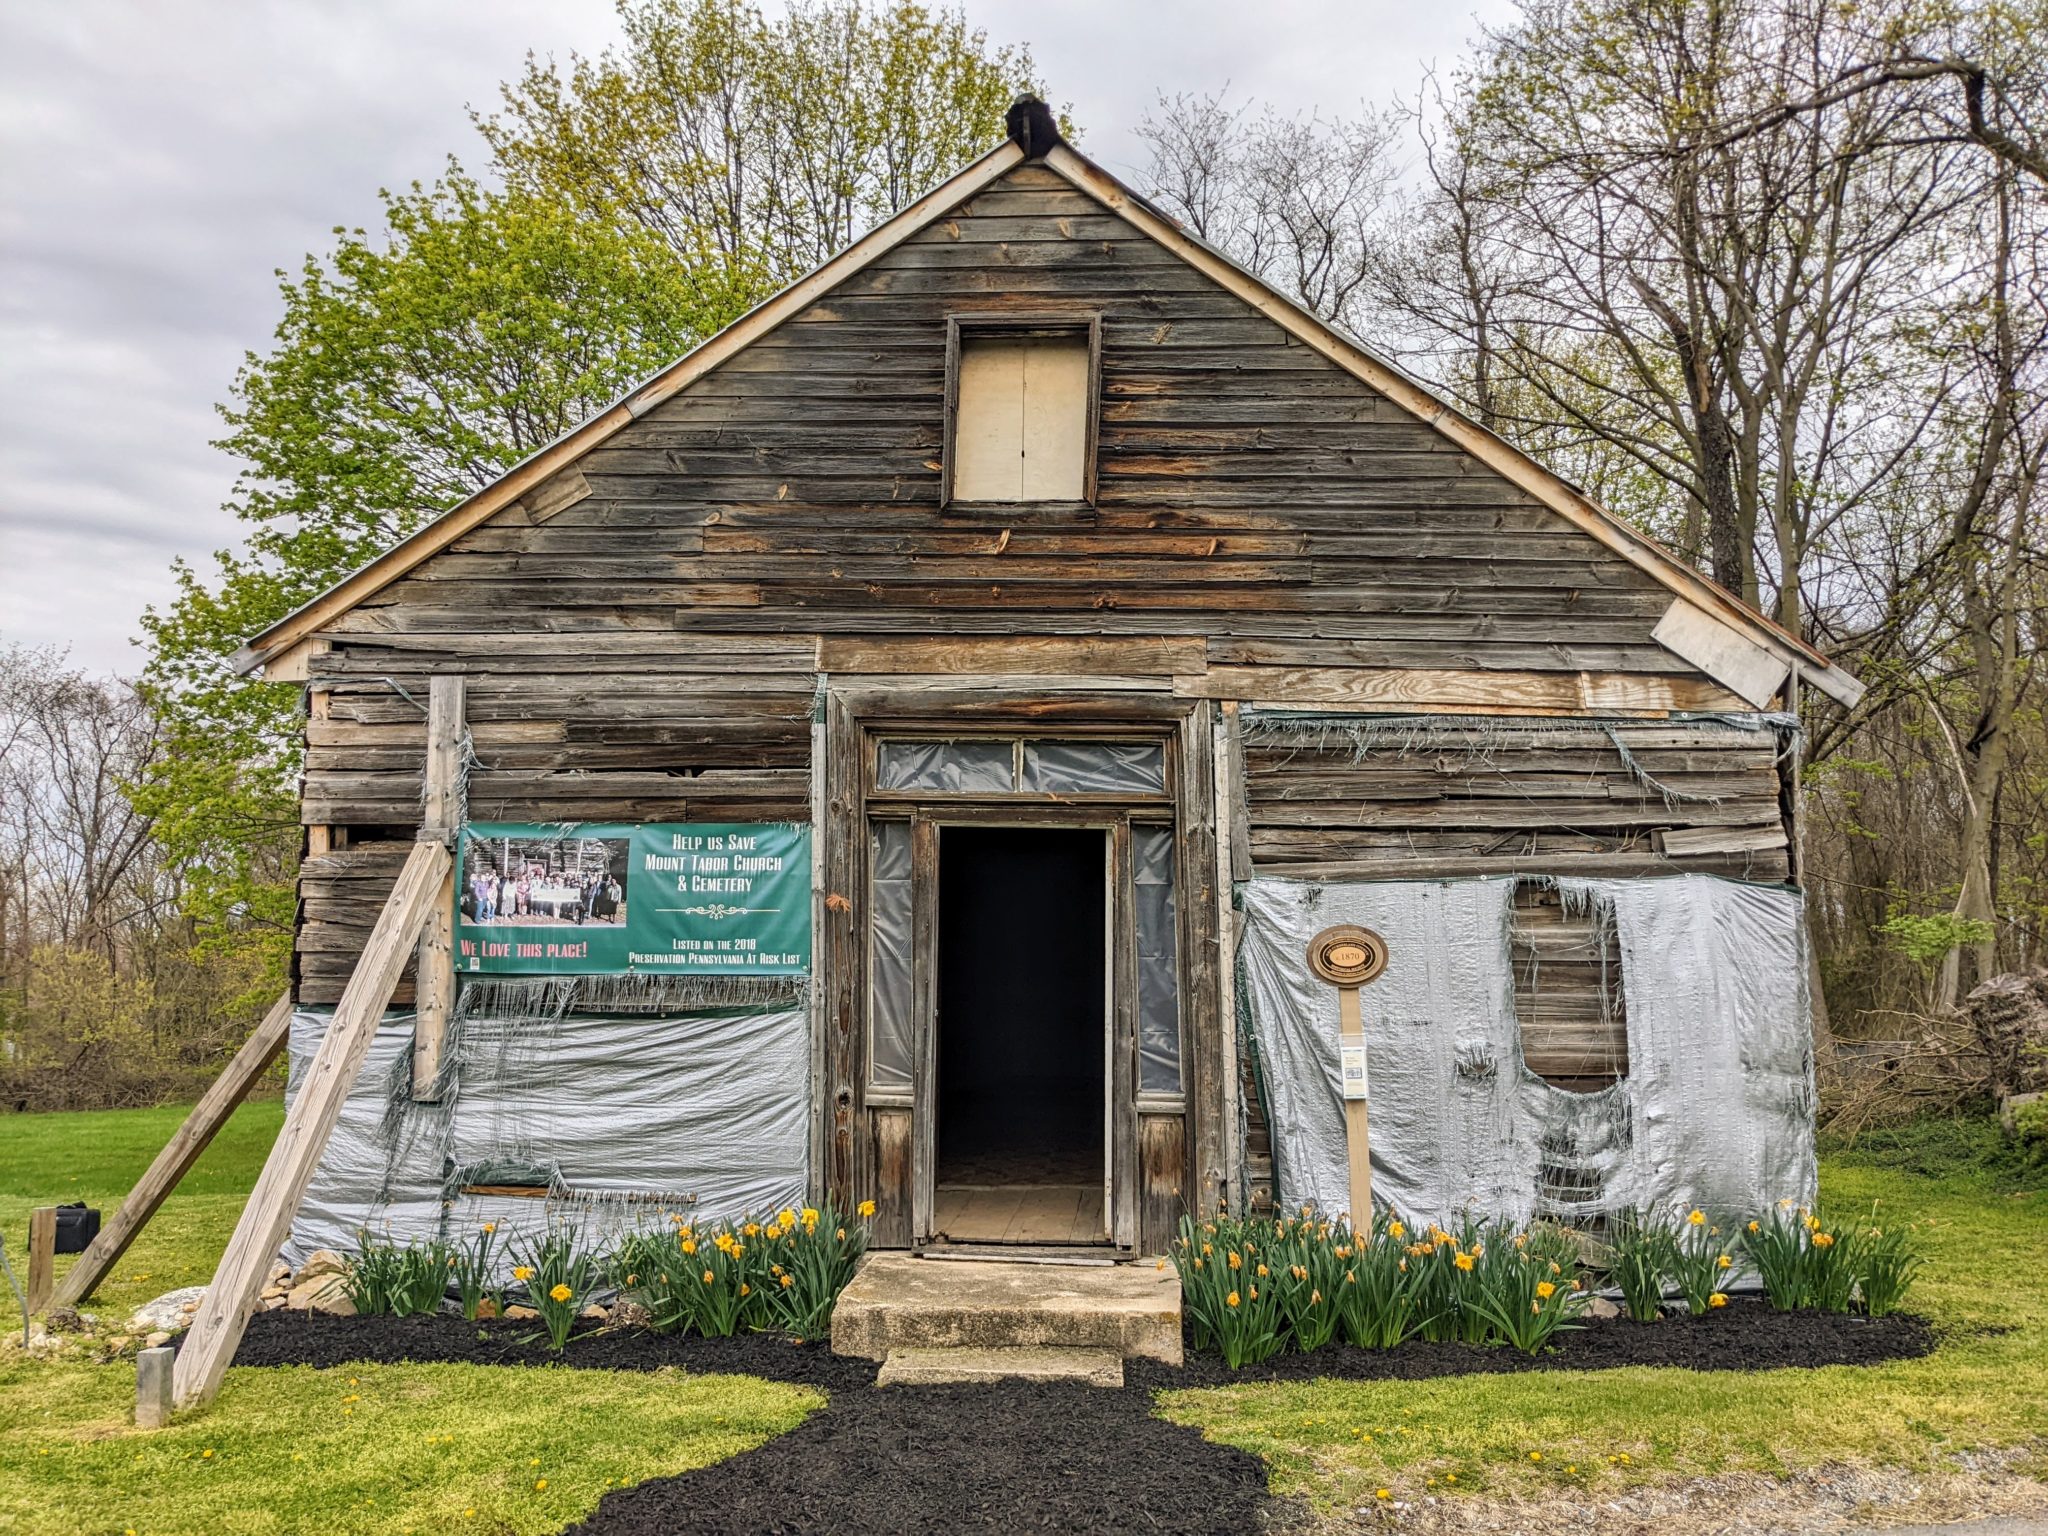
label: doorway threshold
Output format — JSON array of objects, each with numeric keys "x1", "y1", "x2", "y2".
[{"x1": 915, "y1": 1243, "x2": 1120, "y2": 1267}]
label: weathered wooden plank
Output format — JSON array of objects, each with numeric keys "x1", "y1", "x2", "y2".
[
  {"x1": 412, "y1": 676, "x2": 464, "y2": 1100},
  {"x1": 175, "y1": 838, "x2": 449, "y2": 1410},
  {"x1": 47, "y1": 992, "x2": 294, "y2": 1311},
  {"x1": 818, "y1": 635, "x2": 1205, "y2": 677}
]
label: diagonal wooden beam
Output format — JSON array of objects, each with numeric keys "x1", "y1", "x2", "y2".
[
  {"x1": 171, "y1": 839, "x2": 450, "y2": 1412},
  {"x1": 46, "y1": 991, "x2": 294, "y2": 1313}
]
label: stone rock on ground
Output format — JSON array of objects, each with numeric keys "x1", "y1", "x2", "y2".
[
  {"x1": 129, "y1": 1286, "x2": 207, "y2": 1333},
  {"x1": 291, "y1": 1250, "x2": 346, "y2": 1287},
  {"x1": 285, "y1": 1276, "x2": 354, "y2": 1315}
]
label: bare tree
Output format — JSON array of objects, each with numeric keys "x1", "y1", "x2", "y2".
[{"x1": 1136, "y1": 90, "x2": 1402, "y2": 336}]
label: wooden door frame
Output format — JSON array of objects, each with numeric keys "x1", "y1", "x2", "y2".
[{"x1": 816, "y1": 684, "x2": 1226, "y2": 1252}]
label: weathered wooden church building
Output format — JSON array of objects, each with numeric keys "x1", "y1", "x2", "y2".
[{"x1": 231, "y1": 101, "x2": 1858, "y2": 1272}]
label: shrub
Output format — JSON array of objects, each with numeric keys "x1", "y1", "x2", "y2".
[
  {"x1": 449, "y1": 1222, "x2": 503, "y2": 1320},
  {"x1": 340, "y1": 1231, "x2": 451, "y2": 1317},
  {"x1": 509, "y1": 1227, "x2": 603, "y2": 1350},
  {"x1": 1605, "y1": 1209, "x2": 1675, "y2": 1321},
  {"x1": 1669, "y1": 1208, "x2": 1739, "y2": 1315}
]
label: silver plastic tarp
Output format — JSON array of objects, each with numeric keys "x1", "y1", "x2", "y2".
[
  {"x1": 1236, "y1": 873, "x2": 1816, "y2": 1226},
  {"x1": 282, "y1": 1004, "x2": 808, "y2": 1268}
]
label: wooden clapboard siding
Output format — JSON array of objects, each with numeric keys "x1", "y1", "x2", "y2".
[
  {"x1": 1512, "y1": 885, "x2": 1629, "y2": 1093},
  {"x1": 1237, "y1": 721, "x2": 1793, "y2": 885},
  {"x1": 292, "y1": 159, "x2": 1789, "y2": 1034}
]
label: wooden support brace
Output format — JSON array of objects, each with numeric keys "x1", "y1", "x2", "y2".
[
  {"x1": 26, "y1": 1207, "x2": 56, "y2": 1314},
  {"x1": 171, "y1": 838, "x2": 450, "y2": 1412},
  {"x1": 48, "y1": 991, "x2": 294, "y2": 1312},
  {"x1": 413, "y1": 675, "x2": 465, "y2": 1101}
]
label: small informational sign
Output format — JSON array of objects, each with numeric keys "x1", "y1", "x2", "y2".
[
  {"x1": 456, "y1": 822, "x2": 811, "y2": 976},
  {"x1": 1339, "y1": 1042, "x2": 1370, "y2": 1101}
]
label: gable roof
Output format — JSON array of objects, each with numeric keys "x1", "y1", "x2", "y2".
[{"x1": 232, "y1": 134, "x2": 1862, "y2": 708}]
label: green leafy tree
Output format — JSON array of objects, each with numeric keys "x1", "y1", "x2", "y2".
[
  {"x1": 480, "y1": 0, "x2": 1051, "y2": 296},
  {"x1": 138, "y1": 172, "x2": 719, "y2": 964}
]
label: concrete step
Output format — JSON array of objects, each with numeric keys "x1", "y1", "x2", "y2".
[
  {"x1": 831, "y1": 1253, "x2": 1182, "y2": 1365},
  {"x1": 876, "y1": 1345, "x2": 1125, "y2": 1388}
]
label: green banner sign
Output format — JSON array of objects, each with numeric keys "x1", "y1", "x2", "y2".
[{"x1": 456, "y1": 822, "x2": 811, "y2": 976}]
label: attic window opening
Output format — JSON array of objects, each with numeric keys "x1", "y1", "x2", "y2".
[{"x1": 944, "y1": 315, "x2": 1100, "y2": 506}]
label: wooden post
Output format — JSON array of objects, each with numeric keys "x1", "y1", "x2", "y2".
[
  {"x1": 172, "y1": 838, "x2": 450, "y2": 1412},
  {"x1": 1305, "y1": 926, "x2": 1389, "y2": 1226},
  {"x1": 413, "y1": 675, "x2": 465, "y2": 1100},
  {"x1": 25, "y1": 1207, "x2": 56, "y2": 1313},
  {"x1": 49, "y1": 992, "x2": 293, "y2": 1312},
  {"x1": 1335, "y1": 988, "x2": 1373, "y2": 1223},
  {"x1": 136, "y1": 1346, "x2": 174, "y2": 1430}
]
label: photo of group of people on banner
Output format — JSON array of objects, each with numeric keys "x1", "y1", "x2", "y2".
[{"x1": 459, "y1": 833, "x2": 628, "y2": 927}]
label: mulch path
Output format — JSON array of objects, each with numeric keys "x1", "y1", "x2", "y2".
[{"x1": 223, "y1": 1304, "x2": 1937, "y2": 1534}]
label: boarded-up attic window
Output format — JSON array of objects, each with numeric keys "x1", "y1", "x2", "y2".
[
  {"x1": 1511, "y1": 883, "x2": 1629, "y2": 1093},
  {"x1": 947, "y1": 321, "x2": 1097, "y2": 503}
]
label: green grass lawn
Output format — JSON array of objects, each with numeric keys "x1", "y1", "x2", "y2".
[
  {"x1": 0, "y1": 1097, "x2": 288, "y2": 1324},
  {"x1": 0, "y1": 1098, "x2": 819, "y2": 1535},
  {"x1": 1, "y1": 1101, "x2": 2042, "y2": 1530},
  {"x1": 1161, "y1": 1128, "x2": 2048, "y2": 1511}
]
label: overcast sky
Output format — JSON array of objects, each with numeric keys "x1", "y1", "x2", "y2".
[{"x1": 0, "y1": 0, "x2": 1511, "y2": 675}]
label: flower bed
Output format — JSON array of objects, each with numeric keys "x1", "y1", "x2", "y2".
[{"x1": 1171, "y1": 1202, "x2": 1925, "y2": 1369}]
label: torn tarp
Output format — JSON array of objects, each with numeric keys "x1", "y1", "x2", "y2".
[
  {"x1": 282, "y1": 1003, "x2": 808, "y2": 1268},
  {"x1": 1236, "y1": 873, "x2": 1815, "y2": 1227}
]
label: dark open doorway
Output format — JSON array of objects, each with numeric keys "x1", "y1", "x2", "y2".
[{"x1": 934, "y1": 825, "x2": 1107, "y2": 1244}]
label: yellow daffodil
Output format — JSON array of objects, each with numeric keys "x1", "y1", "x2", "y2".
[
  {"x1": 1717, "y1": 1254, "x2": 1733, "y2": 1269},
  {"x1": 1388, "y1": 1221, "x2": 1405, "y2": 1239},
  {"x1": 481, "y1": 1223, "x2": 496, "y2": 1234},
  {"x1": 513, "y1": 1266, "x2": 533, "y2": 1282},
  {"x1": 858, "y1": 1199, "x2": 876, "y2": 1218},
  {"x1": 1228, "y1": 1251, "x2": 1242, "y2": 1270},
  {"x1": 702, "y1": 1269, "x2": 715, "y2": 1285},
  {"x1": 1687, "y1": 1209, "x2": 1706, "y2": 1226},
  {"x1": 1709, "y1": 1292, "x2": 1728, "y2": 1308},
  {"x1": 1454, "y1": 1252, "x2": 1475, "y2": 1272},
  {"x1": 1226, "y1": 1290, "x2": 1241, "y2": 1308},
  {"x1": 1813, "y1": 1231, "x2": 1835, "y2": 1248},
  {"x1": 549, "y1": 1283, "x2": 573, "y2": 1304},
  {"x1": 1535, "y1": 1280, "x2": 1556, "y2": 1299}
]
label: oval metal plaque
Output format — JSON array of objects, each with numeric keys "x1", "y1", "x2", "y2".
[{"x1": 1306, "y1": 924, "x2": 1389, "y2": 986}]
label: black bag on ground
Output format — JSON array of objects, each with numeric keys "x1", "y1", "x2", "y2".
[{"x1": 54, "y1": 1203, "x2": 100, "y2": 1254}]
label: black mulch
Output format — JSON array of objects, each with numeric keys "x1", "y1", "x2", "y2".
[
  {"x1": 227, "y1": 1310, "x2": 882, "y2": 1391},
  {"x1": 224, "y1": 1304, "x2": 1935, "y2": 1534},
  {"x1": 561, "y1": 1380, "x2": 1275, "y2": 1535},
  {"x1": 1128, "y1": 1298, "x2": 1936, "y2": 1389}
]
